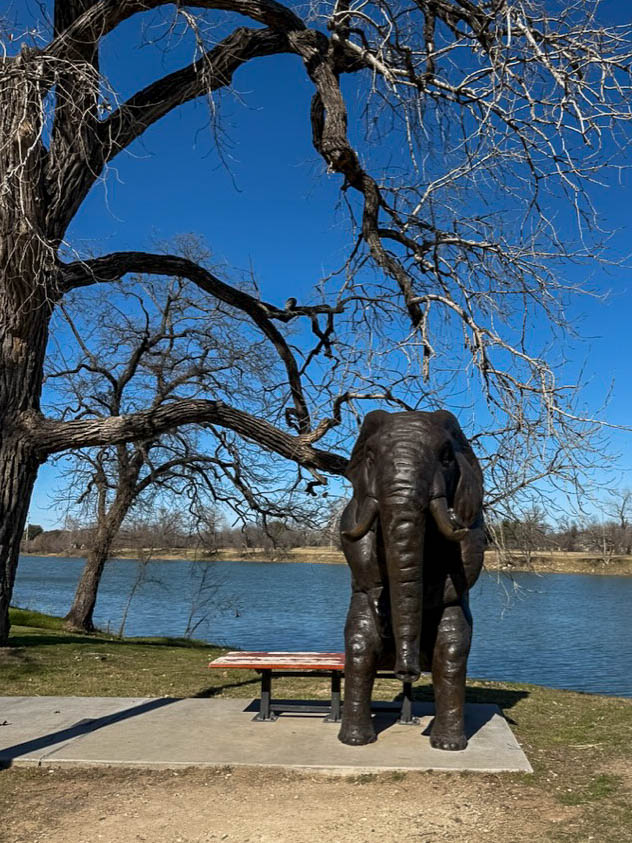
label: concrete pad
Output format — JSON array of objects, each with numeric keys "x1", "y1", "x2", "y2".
[
  {"x1": 0, "y1": 696, "x2": 169, "y2": 766},
  {"x1": 0, "y1": 697, "x2": 532, "y2": 774}
]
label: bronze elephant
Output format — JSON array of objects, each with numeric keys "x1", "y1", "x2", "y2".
[{"x1": 339, "y1": 409, "x2": 485, "y2": 750}]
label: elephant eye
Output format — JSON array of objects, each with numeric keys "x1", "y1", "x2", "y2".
[{"x1": 439, "y1": 442, "x2": 455, "y2": 467}]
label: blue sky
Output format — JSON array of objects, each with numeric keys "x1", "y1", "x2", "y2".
[{"x1": 12, "y1": 1, "x2": 632, "y2": 528}]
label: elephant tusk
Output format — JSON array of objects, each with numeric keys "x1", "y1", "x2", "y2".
[
  {"x1": 341, "y1": 496, "x2": 379, "y2": 541},
  {"x1": 430, "y1": 495, "x2": 468, "y2": 542}
]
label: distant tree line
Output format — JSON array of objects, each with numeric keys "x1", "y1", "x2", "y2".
[
  {"x1": 490, "y1": 493, "x2": 632, "y2": 565},
  {"x1": 20, "y1": 507, "x2": 342, "y2": 558},
  {"x1": 23, "y1": 491, "x2": 632, "y2": 562}
]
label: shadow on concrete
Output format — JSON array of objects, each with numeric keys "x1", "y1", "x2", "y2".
[
  {"x1": 238, "y1": 683, "x2": 531, "y2": 741},
  {"x1": 0, "y1": 698, "x2": 179, "y2": 769},
  {"x1": 237, "y1": 698, "x2": 498, "y2": 741},
  {"x1": 408, "y1": 682, "x2": 529, "y2": 704},
  {"x1": 242, "y1": 698, "x2": 336, "y2": 718},
  {"x1": 419, "y1": 707, "x2": 495, "y2": 741}
]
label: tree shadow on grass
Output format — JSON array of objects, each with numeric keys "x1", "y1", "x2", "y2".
[
  {"x1": 6, "y1": 634, "x2": 103, "y2": 648},
  {"x1": 7, "y1": 633, "x2": 219, "y2": 650},
  {"x1": 193, "y1": 677, "x2": 260, "y2": 698}
]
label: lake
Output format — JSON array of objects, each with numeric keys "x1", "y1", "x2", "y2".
[{"x1": 12, "y1": 555, "x2": 632, "y2": 698}]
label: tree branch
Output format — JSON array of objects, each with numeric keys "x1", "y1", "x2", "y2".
[
  {"x1": 99, "y1": 27, "x2": 290, "y2": 165},
  {"x1": 46, "y1": 0, "x2": 102, "y2": 241},
  {"x1": 50, "y1": 27, "x2": 292, "y2": 231},
  {"x1": 22, "y1": 401, "x2": 348, "y2": 475},
  {"x1": 60, "y1": 250, "x2": 313, "y2": 432},
  {"x1": 45, "y1": 0, "x2": 305, "y2": 60}
]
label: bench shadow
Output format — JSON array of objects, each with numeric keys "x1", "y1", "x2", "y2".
[
  {"x1": 242, "y1": 698, "x2": 335, "y2": 716},
  {"x1": 237, "y1": 683, "x2": 530, "y2": 742},
  {"x1": 0, "y1": 697, "x2": 179, "y2": 769}
]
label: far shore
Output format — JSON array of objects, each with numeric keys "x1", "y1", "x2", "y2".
[{"x1": 21, "y1": 547, "x2": 632, "y2": 576}]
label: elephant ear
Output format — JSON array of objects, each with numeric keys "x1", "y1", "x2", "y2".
[
  {"x1": 345, "y1": 410, "x2": 389, "y2": 497},
  {"x1": 452, "y1": 450, "x2": 484, "y2": 528},
  {"x1": 342, "y1": 411, "x2": 388, "y2": 541}
]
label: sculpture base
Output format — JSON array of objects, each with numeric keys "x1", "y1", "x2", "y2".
[{"x1": 0, "y1": 696, "x2": 532, "y2": 773}]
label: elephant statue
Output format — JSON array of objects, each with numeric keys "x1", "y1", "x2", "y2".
[{"x1": 339, "y1": 409, "x2": 485, "y2": 750}]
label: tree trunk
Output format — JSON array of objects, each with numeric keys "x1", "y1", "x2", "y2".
[
  {"x1": 0, "y1": 52, "x2": 53, "y2": 645},
  {"x1": 0, "y1": 302, "x2": 50, "y2": 643},
  {"x1": 0, "y1": 439, "x2": 41, "y2": 644},
  {"x1": 64, "y1": 478, "x2": 138, "y2": 632},
  {"x1": 63, "y1": 542, "x2": 110, "y2": 633},
  {"x1": 0, "y1": 295, "x2": 50, "y2": 643}
]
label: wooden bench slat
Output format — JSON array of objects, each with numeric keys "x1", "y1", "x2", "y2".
[{"x1": 209, "y1": 651, "x2": 345, "y2": 671}]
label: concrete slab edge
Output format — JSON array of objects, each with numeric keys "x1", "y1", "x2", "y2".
[{"x1": 6, "y1": 757, "x2": 533, "y2": 775}]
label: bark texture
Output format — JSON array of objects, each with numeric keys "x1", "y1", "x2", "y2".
[
  {"x1": 0, "y1": 51, "x2": 55, "y2": 641},
  {"x1": 63, "y1": 478, "x2": 139, "y2": 632}
]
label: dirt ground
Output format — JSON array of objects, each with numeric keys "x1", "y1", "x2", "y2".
[{"x1": 0, "y1": 765, "x2": 589, "y2": 843}]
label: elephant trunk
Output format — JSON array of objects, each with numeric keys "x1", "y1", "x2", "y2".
[{"x1": 380, "y1": 501, "x2": 425, "y2": 682}]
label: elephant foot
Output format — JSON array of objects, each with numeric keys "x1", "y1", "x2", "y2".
[
  {"x1": 429, "y1": 719, "x2": 467, "y2": 752},
  {"x1": 430, "y1": 733, "x2": 467, "y2": 751},
  {"x1": 338, "y1": 718, "x2": 376, "y2": 746}
]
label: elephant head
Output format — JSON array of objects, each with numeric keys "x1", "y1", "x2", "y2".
[{"x1": 342, "y1": 409, "x2": 483, "y2": 682}]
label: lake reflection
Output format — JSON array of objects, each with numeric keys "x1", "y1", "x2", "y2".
[{"x1": 13, "y1": 556, "x2": 632, "y2": 698}]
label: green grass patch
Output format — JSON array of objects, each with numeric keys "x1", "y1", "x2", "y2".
[
  {"x1": 4, "y1": 607, "x2": 229, "y2": 698},
  {"x1": 557, "y1": 773, "x2": 622, "y2": 806},
  {"x1": 9, "y1": 607, "x2": 66, "y2": 631}
]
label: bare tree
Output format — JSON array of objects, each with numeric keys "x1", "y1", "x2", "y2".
[
  {"x1": 48, "y1": 255, "x2": 297, "y2": 631},
  {"x1": 489, "y1": 505, "x2": 552, "y2": 567},
  {"x1": 191, "y1": 506, "x2": 225, "y2": 557},
  {"x1": 604, "y1": 489, "x2": 632, "y2": 555},
  {"x1": 1, "y1": 1, "x2": 631, "y2": 643},
  {"x1": 115, "y1": 511, "x2": 234, "y2": 639},
  {"x1": 114, "y1": 523, "x2": 163, "y2": 639}
]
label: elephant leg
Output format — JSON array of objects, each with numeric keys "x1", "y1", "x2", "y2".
[
  {"x1": 338, "y1": 590, "x2": 382, "y2": 746},
  {"x1": 429, "y1": 602, "x2": 472, "y2": 751}
]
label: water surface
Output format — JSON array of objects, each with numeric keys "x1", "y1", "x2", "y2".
[{"x1": 13, "y1": 555, "x2": 632, "y2": 697}]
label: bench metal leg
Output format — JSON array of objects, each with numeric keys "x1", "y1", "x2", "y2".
[
  {"x1": 253, "y1": 669, "x2": 278, "y2": 721},
  {"x1": 398, "y1": 681, "x2": 419, "y2": 725},
  {"x1": 324, "y1": 671, "x2": 342, "y2": 722}
]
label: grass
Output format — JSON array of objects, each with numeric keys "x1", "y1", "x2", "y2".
[
  {"x1": 2, "y1": 607, "x2": 632, "y2": 841},
  {"x1": 3, "y1": 607, "x2": 228, "y2": 698},
  {"x1": 9, "y1": 607, "x2": 66, "y2": 630}
]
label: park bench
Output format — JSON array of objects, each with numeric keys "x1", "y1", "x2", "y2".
[{"x1": 208, "y1": 651, "x2": 418, "y2": 724}]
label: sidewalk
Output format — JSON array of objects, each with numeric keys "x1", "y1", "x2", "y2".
[{"x1": 0, "y1": 696, "x2": 532, "y2": 774}]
